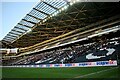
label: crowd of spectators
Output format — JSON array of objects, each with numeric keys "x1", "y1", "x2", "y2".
[{"x1": 10, "y1": 37, "x2": 120, "y2": 65}]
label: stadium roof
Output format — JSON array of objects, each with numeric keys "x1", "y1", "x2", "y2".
[{"x1": 1, "y1": 1, "x2": 120, "y2": 48}]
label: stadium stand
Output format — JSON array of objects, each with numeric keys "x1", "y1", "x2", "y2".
[
  {"x1": 5, "y1": 31, "x2": 119, "y2": 66},
  {"x1": 1, "y1": 1, "x2": 120, "y2": 67}
]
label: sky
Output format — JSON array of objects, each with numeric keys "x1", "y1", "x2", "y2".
[{"x1": 0, "y1": 0, "x2": 39, "y2": 40}]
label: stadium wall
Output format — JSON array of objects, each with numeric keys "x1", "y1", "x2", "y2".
[{"x1": 2, "y1": 60, "x2": 117, "y2": 68}]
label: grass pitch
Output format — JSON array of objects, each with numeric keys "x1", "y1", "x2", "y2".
[{"x1": 2, "y1": 66, "x2": 120, "y2": 79}]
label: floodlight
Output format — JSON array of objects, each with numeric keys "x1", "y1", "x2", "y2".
[
  {"x1": 43, "y1": 18, "x2": 48, "y2": 22},
  {"x1": 27, "y1": 29, "x2": 32, "y2": 33}
]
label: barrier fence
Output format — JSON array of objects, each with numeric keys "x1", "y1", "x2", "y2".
[{"x1": 2, "y1": 60, "x2": 117, "y2": 68}]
